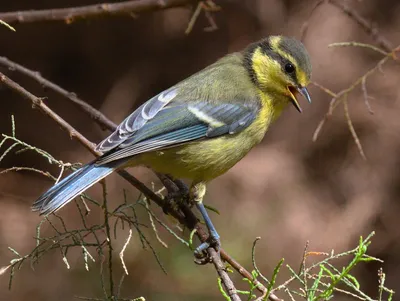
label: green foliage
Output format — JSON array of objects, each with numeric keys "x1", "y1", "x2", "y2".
[
  {"x1": 0, "y1": 116, "x2": 177, "y2": 300},
  {"x1": 238, "y1": 233, "x2": 395, "y2": 301}
]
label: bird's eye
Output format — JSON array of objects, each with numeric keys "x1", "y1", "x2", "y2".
[{"x1": 285, "y1": 63, "x2": 295, "y2": 73}]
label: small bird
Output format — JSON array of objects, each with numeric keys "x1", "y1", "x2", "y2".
[{"x1": 32, "y1": 35, "x2": 312, "y2": 254}]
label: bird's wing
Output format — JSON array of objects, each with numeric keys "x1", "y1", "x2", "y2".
[
  {"x1": 96, "y1": 88, "x2": 179, "y2": 153},
  {"x1": 95, "y1": 88, "x2": 260, "y2": 165}
]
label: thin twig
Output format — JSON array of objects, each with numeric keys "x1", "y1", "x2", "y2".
[
  {"x1": 312, "y1": 46, "x2": 396, "y2": 143},
  {"x1": 329, "y1": 0, "x2": 393, "y2": 52},
  {"x1": 209, "y1": 247, "x2": 242, "y2": 301},
  {"x1": 185, "y1": 1, "x2": 203, "y2": 35},
  {"x1": 0, "y1": 0, "x2": 196, "y2": 25},
  {"x1": 300, "y1": 0, "x2": 326, "y2": 41},
  {"x1": 101, "y1": 180, "x2": 114, "y2": 297},
  {"x1": 252, "y1": 237, "x2": 270, "y2": 285},
  {"x1": 343, "y1": 96, "x2": 367, "y2": 160},
  {"x1": 0, "y1": 72, "x2": 97, "y2": 152},
  {"x1": 179, "y1": 205, "x2": 244, "y2": 301},
  {"x1": 300, "y1": 241, "x2": 309, "y2": 297},
  {"x1": 0, "y1": 20, "x2": 15, "y2": 31},
  {"x1": 329, "y1": 42, "x2": 388, "y2": 56},
  {"x1": 0, "y1": 57, "x2": 116, "y2": 131},
  {"x1": 0, "y1": 70, "x2": 181, "y2": 220},
  {"x1": 361, "y1": 77, "x2": 374, "y2": 115}
]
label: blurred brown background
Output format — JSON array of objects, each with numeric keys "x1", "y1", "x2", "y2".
[{"x1": 1, "y1": 0, "x2": 400, "y2": 300}]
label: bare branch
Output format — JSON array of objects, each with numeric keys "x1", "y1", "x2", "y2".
[
  {"x1": 329, "y1": 41, "x2": 388, "y2": 56},
  {"x1": 0, "y1": 72, "x2": 98, "y2": 152},
  {"x1": 300, "y1": 0, "x2": 326, "y2": 41},
  {"x1": 361, "y1": 77, "x2": 374, "y2": 115},
  {"x1": 0, "y1": 0, "x2": 196, "y2": 25},
  {"x1": 0, "y1": 71, "x2": 178, "y2": 219},
  {"x1": 0, "y1": 57, "x2": 117, "y2": 132},
  {"x1": 210, "y1": 247, "x2": 242, "y2": 301},
  {"x1": 312, "y1": 45, "x2": 397, "y2": 145},
  {"x1": 343, "y1": 96, "x2": 367, "y2": 160},
  {"x1": 329, "y1": 0, "x2": 393, "y2": 52}
]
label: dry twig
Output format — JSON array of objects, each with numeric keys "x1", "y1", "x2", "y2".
[
  {"x1": 0, "y1": 0, "x2": 196, "y2": 25},
  {"x1": 329, "y1": 0, "x2": 393, "y2": 52},
  {"x1": 301, "y1": 0, "x2": 393, "y2": 53},
  {"x1": 0, "y1": 57, "x2": 117, "y2": 131}
]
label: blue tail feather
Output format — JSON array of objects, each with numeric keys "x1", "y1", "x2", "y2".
[{"x1": 32, "y1": 161, "x2": 121, "y2": 215}]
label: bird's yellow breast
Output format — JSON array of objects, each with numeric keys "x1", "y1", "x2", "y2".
[{"x1": 136, "y1": 92, "x2": 288, "y2": 182}]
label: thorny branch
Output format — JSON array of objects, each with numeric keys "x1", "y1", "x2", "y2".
[{"x1": 0, "y1": 0, "x2": 197, "y2": 25}]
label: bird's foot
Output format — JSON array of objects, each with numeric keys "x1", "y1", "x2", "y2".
[{"x1": 193, "y1": 232, "x2": 221, "y2": 265}]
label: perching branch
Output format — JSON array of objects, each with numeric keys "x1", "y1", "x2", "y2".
[
  {"x1": 0, "y1": 0, "x2": 196, "y2": 25},
  {"x1": 0, "y1": 69, "x2": 281, "y2": 300}
]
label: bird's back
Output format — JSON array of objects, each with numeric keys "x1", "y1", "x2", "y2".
[
  {"x1": 136, "y1": 53, "x2": 273, "y2": 181},
  {"x1": 174, "y1": 53, "x2": 259, "y2": 106}
]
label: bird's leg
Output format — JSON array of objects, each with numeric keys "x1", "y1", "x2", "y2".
[{"x1": 190, "y1": 182, "x2": 221, "y2": 260}]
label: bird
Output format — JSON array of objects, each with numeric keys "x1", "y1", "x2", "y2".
[{"x1": 32, "y1": 35, "x2": 312, "y2": 255}]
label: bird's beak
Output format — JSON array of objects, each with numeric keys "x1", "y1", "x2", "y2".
[{"x1": 287, "y1": 86, "x2": 312, "y2": 113}]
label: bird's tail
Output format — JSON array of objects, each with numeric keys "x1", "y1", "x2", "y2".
[{"x1": 32, "y1": 160, "x2": 122, "y2": 215}]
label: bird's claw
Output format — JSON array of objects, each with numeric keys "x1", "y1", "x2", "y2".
[{"x1": 193, "y1": 235, "x2": 221, "y2": 265}]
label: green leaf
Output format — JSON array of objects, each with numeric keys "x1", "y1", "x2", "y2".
[
  {"x1": 320, "y1": 264, "x2": 335, "y2": 281},
  {"x1": 188, "y1": 229, "x2": 197, "y2": 251},
  {"x1": 346, "y1": 274, "x2": 360, "y2": 289},
  {"x1": 203, "y1": 204, "x2": 220, "y2": 215},
  {"x1": 217, "y1": 278, "x2": 230, "y2": 301},
  {"x1": 265, "y1": 258, "x2": 284, "y2": 300},
  {"x1": 309, "y1": 267, "x2": 324, "y2": 300}
]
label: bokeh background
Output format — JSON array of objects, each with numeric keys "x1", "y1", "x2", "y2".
[{"x1": 1, "y1": 0, "x2": 400, "y2": 300}]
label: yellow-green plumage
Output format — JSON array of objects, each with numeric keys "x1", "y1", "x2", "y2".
[
  {"x1": 32, "y1": 35, "x2": 312, "y2": 225},
  {"x1": 137, "y1": 53, "x2": 280, "y2": 181},
  {"x1": 136, "y1": 39, "x2": 309, "y2": 182}
]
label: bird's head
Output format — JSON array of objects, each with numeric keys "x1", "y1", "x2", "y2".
[{"x1": 244, "y1": 36, "x2": 312, "y2": 112}]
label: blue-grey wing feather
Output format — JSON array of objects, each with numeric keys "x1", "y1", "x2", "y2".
[
  {"x1": 95, "y1": 88, "x2": 177, "y2": 152},
  {"x1": 95, "y1": 91, "x2": 260, "y2": 165},
  {"x1": 96, "y1": 125, "x2": 208, "y2": 164}
]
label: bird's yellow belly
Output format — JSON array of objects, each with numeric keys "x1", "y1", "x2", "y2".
[
  {"x1": 136, "y1": 105, "x2": 275, "y2": 182},
  {"x1": 138, "y1": 136, "x2": 252, "y2": 181}
]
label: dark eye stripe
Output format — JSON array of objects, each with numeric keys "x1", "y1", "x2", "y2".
[
  {"x1": 243, "y1": 41, "x2": 299, "y2": 87},
  {"x1": 268, "y1": 52, "x2": 298, "y2": 83},
  {"x1": 257, "y1": 45, "x2": 298, "y2": 82}
]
